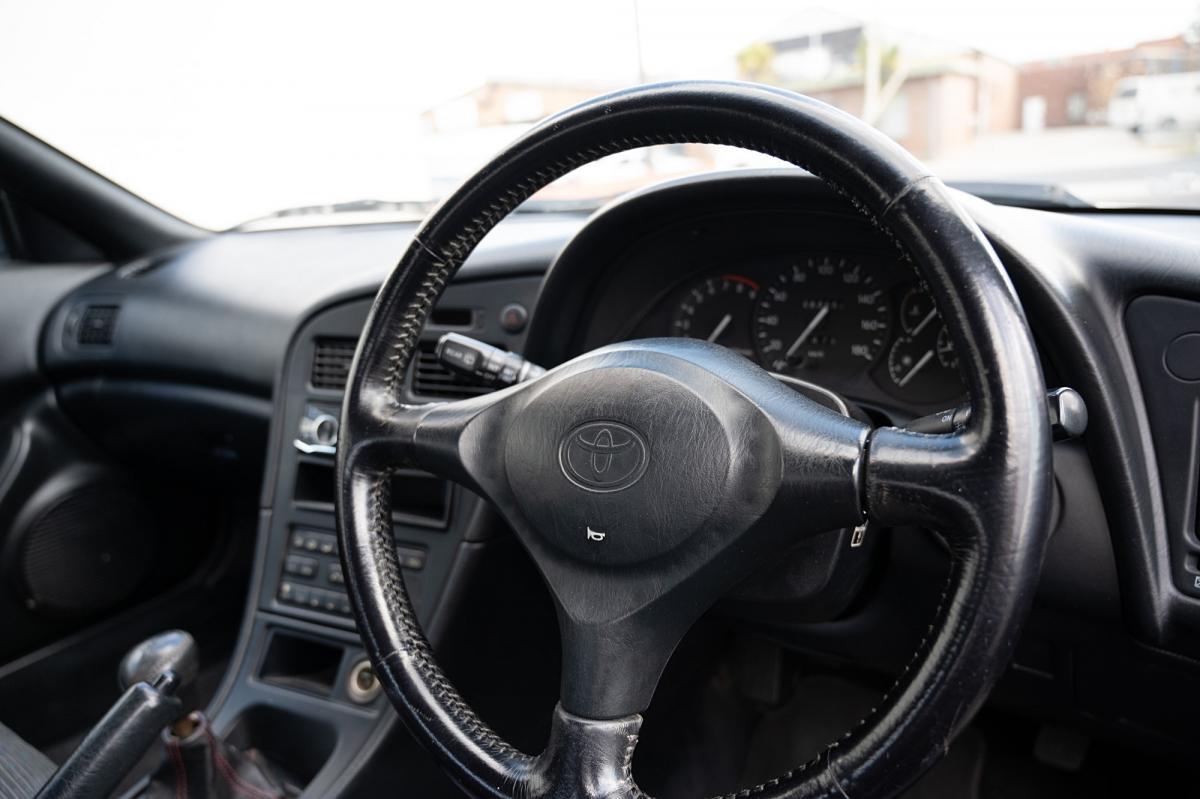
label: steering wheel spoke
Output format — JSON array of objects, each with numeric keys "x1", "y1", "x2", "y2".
[
  {"x1": 527, "y1": 706, "x2": 644, "y2": 798},
  {"x1": 768, "y1": 385, "x2": 872, "y2": 539},
  {"x1": 539, "y1": 554, "x2": 722, "y2": 720},
  {"x1": 864, "y1": 424, "x2": 984, "y2": 537},
  {"x1": 349, "y1": 385, "x2": 524, "y2": 497}
]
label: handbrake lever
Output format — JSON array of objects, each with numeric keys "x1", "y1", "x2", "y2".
[{"x1": 35, "y1": 631, "x2": 198, "y2": 799}]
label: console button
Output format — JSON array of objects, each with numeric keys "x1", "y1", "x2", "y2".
[
  {"x1": 397, "y1": 546, "x2": 426, "y2": 571},
  {"x1": 318, "y1": 591, "x2": 342, "y2": 614},
  {"x1": 279, "y1": 580, "x2": 353, "y2": 617},
  {"x1": 285, "y1": 555, "x2": 319, "y2": 579},
  {"x1": 311, "y1": 414, "x2": 339, "y2": 446},
  {"x1": 295, "y1": 404, "x2": 341, "y2": 454},
  {"x1": 278, "y1": 580, "x2": 312, "y2": 607},
  {"x1": 499, "y1": 302, "x2": 528, "y2": 333},
  {"x1": 328, "y1": 564, "x2": 344, "y2": 585},
  {"x1": 289, "y1": 530, "x2": 338, "y2": 556}
]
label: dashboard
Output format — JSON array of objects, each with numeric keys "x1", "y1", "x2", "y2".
[{"x1": 17, "y1": 169, "x2": 1200, "y2": 785}]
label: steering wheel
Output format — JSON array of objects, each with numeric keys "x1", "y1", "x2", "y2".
[{"x1": 335, "y1": 82, "x2": 1051, "y2": 799}]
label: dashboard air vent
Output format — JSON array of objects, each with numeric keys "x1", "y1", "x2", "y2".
[
  {"x1": 311, "y1": 337, "x2": 357, "y2": 390},
  {"x1": 412, "y1": 340, "x2": 495, "y2": 399},
  {"x1": 75, "y1": 305, "x2": 120, "y2": 346}
]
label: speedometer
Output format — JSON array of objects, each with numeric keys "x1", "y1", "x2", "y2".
[{"x1": 754, "y1": 254, "x2": 892, "y2": 379}]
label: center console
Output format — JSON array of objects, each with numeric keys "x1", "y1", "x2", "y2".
[{"x1": 202, "y1": 274, "x2": 542, "y2": 796}]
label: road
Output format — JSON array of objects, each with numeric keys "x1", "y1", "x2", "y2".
[{"x1": 928, "y1": 126, "x2": 1200, "y2": 208}]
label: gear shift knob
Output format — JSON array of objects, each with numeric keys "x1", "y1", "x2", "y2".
[{"x1": 118, "y1": 629, "x2": 199, "y2": 694}]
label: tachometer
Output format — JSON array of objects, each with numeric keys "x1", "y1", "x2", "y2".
[
  {"x1": 754, "y1": 254, "x2": 892, "y2": 379},
  {"x1": 670, "y1": 274, "x2": 759, "y2": 357}
]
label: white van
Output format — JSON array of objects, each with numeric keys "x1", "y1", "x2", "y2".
[{"x1": 1108, "y1": 71, "x2": 1200, "y2": 133}]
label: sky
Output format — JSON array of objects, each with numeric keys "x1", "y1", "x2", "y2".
[{"x1": 0, "y1": 0, "x2": 1196, "y2": 228}]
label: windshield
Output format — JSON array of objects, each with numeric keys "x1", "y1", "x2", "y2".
[{"x1": 3, "y1": 1, "x2": 1198, "y2": 229}]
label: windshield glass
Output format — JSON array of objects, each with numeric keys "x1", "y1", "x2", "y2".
[{"x1": 3, "y1": 1, "x2": 1198, "y2": 229}]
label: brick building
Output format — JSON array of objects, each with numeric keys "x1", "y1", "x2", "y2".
[
  {"x1": 744, "y1": 21, "x2": 1019, "y2": 160},
  {"x1": 1017, "y1": 36, "x2": 1200, "y2": 129}
]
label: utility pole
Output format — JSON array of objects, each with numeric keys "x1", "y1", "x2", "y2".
[
  {"x1": 862, "y1": 23, "x2": 881, "y2": 124},
  {"x1": 633, "y1": 0, "x2": 652, "y2": 170}
]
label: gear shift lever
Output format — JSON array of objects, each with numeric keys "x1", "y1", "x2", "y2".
[{"x1": 35, "y1": 632, "x2": 198, "y2": 799}]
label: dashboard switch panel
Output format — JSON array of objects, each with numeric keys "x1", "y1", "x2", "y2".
[{"x1": 276, "y1": 527, "x2": 427, "y2": 621}]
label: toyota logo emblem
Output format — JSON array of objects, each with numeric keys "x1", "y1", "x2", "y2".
[{"x1": 558, "y1": 421, "x2": 649, "y2": 493}]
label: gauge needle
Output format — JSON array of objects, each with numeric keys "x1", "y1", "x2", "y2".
[
  {"x1": 911, "y1": 308, "x2": 938, "y2": 337},
  {"x1": 898, "y1": 349, "x2": 935, "y2": 387},
  {"x1": 786, "y1": 305, "x2": 830, "y2": 358},
  {"x1": 706, "y1": 313, "x2": 733, "y2": 343}
]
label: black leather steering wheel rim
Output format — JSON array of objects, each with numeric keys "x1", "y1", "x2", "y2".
[{"x1": 336, "y1": 81, "x2": 1052, "y2": 799}]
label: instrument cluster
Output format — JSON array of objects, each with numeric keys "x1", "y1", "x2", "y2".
[{"x1": 662, "y1": 253, "x2": 965, "y2": 406}]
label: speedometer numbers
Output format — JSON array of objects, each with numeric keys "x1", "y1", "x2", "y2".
[{"x1": 754, "y1": 255, "x2": 891, "y2": 379}]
